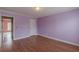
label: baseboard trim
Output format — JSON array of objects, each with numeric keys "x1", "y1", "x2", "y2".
[
  {"x1": 38, "y1": 34, "x2": 79, "y2": 47},
  {"x1": 14, "y1": 35, "x2": 31, "y2": 40},
  {"x1": 14, "y1": 34, "x2": 38, "y2": 40},
  {"x1": 14, "y1": 34, "x2": 79, "y2": 47}
]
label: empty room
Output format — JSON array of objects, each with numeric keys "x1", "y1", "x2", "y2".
[{"x1": 0, "y1": 7, "x2": 79, "y2": 52}]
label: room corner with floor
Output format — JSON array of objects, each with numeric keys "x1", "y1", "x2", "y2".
[{"x1": 0, "y1": 7, "x2": 79, "y2": 52}]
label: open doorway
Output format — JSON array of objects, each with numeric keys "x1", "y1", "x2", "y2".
[{"x1": 1, "y1": 16, "x2": 13, "y2": 48}]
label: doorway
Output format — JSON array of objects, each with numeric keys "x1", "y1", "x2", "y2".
[{"x1": 0, "y1": 16, "x2": 13, "y2": 49}]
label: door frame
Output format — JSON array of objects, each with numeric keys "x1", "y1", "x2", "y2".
[{"x1": 1, "y1": 16, "x2": 14, "y2": 41}]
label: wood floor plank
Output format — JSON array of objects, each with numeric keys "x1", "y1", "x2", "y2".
[{"x1": 0, "y1": 35, "x2": 79, "y2": 52}]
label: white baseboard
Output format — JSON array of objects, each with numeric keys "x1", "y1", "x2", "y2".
[
  {"x1": 14, "y1": 34, "x2": 79, "y2": 47},
  {"x1": 14, "y1": 35, "x2": 32, "y2": 40},
  {"x1": 14, "y1": 34, "x2": 38, "y2": 40},
  {"x1": 38, "y1": 34, "x2": 79, "y2": 47}
]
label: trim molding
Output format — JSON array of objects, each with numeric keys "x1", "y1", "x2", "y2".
[
  {"x1": 14, "y1": 35, "x2": 31, "y2": 40},
  {"x1": 14, "y1": 34, "x2": 79, "y2": 47},
  {"x1": 14, "y1": 34, "x2": 38, "y2": 40},
  {"x1": 38, "y1": 34, "x2": 79, "y2": 47},
  {"x1": 0, "y1": 9, "x2": 33, "y2": 18}
]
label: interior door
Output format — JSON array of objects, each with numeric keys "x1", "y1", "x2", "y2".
[{"x1": 1, "y1": 16, "x2": 13, "y2": 48}]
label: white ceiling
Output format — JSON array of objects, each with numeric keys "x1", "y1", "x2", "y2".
[{"x1": 0, "y1": 7, "x2": 78, "y2": 18}]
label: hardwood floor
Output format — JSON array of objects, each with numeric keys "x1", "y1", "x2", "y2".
[{"x1": 0, "y1": 35, "x2": 79, "y2": 52}]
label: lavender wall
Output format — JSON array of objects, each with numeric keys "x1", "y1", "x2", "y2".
[
  {"x1": 0, "y1": 10, "x2": 32, "y2": 40},
  {"x1": 37, "y1": 9, "x2": 79, "y2": 45}
]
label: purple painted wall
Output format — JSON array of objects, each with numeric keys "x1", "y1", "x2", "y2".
[
  {"x1": 37, "y1": 9, "x2": 79, "y2": 44},
  {"x1": 0, "y1": 11, "x2": 31, "y2": 40}
]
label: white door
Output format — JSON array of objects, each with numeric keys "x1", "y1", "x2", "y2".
[{"x1": 1, "y1": 16, "x2": 13, "y2": 49}]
